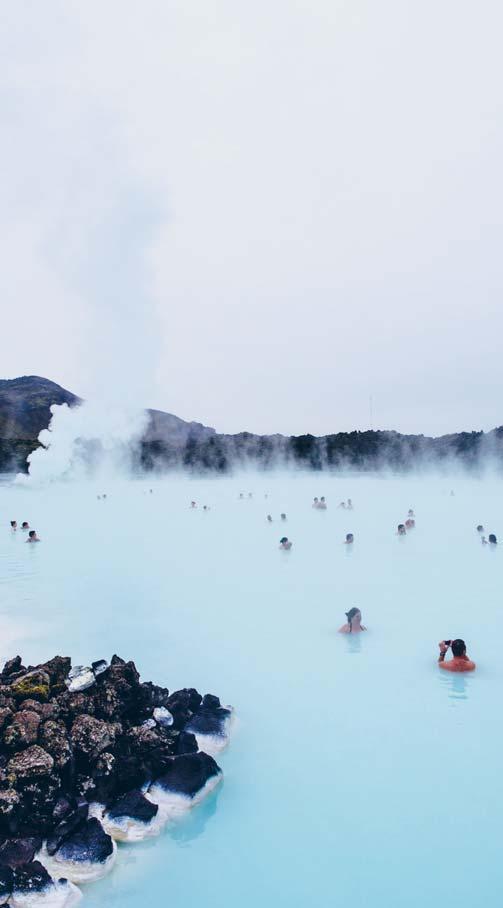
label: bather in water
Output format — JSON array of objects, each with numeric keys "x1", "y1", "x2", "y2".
[
  {"x1": 481, "y1": 533, "x2": 497, "y2": 545},
  {"x1": 279, "y1": 537, "x2": 292, "y2": 550},
  {"x1": 26, "y1": 530, "x2": 40, "y2": 543},
  {"x1": 21, "y1": 521, "x2": 29, "y2": 530},
  {"x1": 397, "y1": 524, "x2": 406, "y2": 536},
  {"x1": 339, "y1": 607, "x2": 366, "y2": 634},
  {"x1": 344, "y1": 533, "x2": 354, "y2": 544},
  {"x1": 438, "y1": 639, "x2": 475, "y2": 672},
  {"x1": 10, "y1": 520, "x2": 17, "y2": 530}
]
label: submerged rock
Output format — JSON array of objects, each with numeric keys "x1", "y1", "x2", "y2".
[
  {"x1": 11, "y1": 861, "x2": 81, "y2": 908},
  {"x1": 148, "y1": 751, "x2": 222, "y2": 808},
  {"x1": 45, "y1": 818, "x2": 116, "y2": 884},
  {"x1": 185, "y1": 698, "x2": 233, "y2": 755},
  {"x1": 0, "y1": 654, "x2": 233, "y2": 902},
  {"x1": 101, "y1": 790, "x2": 160, "y2": 842}
]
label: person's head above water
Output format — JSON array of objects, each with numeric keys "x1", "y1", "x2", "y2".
[
  {"x1": 345, "y1": 533, "x2": 354, "y2": 543},
  {"x1": 280, "y1": 537, "x2": 288, "y2": 544},
  {"x1": 345, "y1": 607, "x2": 365, "y2": 632},
  {"x1": 438, "y1": 638, "x2": 475, "y2": 671},
  {"x1": 21, "y1": 522, "x2": 29, "y2": 529},
  {"x1": 397, "y1": 524, "x2": 406, "y2": 535},
  {"x1": 281, "y1": 513, "x2": 286, "y2": 520},
  {"x1": 267, "y1": 514, "x2": 273, "y2": 522},
  {"x1": 451, "y1": 639, "x2": 466, "y2": 657},
  {"x1": 476, "y1": 525, "x2": 484, "y2": 533},
  {"x1": 339, "y1": 607, "x2": 366, "y2": 633},
  {"x1": 10, "y1": 521, "x2": 17, "y2": 529},
  {"x1": 488, "y1": 533, "x2": 497, "y2": 544}
]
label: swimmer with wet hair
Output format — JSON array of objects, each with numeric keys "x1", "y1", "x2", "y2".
[
  {"x1": 405, "y1": 518, "x2": 415, "y2": 529},
  {"x1": 408, "y1": 509, "x2": 415, "y2": 517},
  {"x1": 481, "y1": 533, "x2": 497, "y2": 545},
  {"x1": 10, "y1": 521, "x2": 17, "y2": 530},
  {"x1": 318, "y1": 497, "x2": 327, "y2": 509},
  {"x1": 190, "y1": 501, "x2": 197, "y2": 508},
  {"x1": 438, "y1": 639, "x2": 475, "y2": 672},
  {"x1": 267, "y1": 515, "x2": 273, "y2": 523},
  {"x1": 312, "y1": 498, "x2": 319, "y2": 508},
  {"x1": 279, "y1": 537, "x2": 292, "y2": 550},
  {"x1": 339, "y1": 607, "x2": 366, "y2": 634},
  {"x1": 397, "y1": 524, "x2": 406, "y2": 536},
  {"x1": 347, "y1": 499, "x2": 353, "y2": 510},
  {"x1": 26, "y1": 530, "x2": 40, "y2": 543},
  {"x1": 344, "y1": 533, "x2": 354, "y2": 544},
  {"x1": 280, "y1": 513, "x2": 286, "y2": 521},
  {"x1": 338, "y1": 501, "x2": 346, "y2": 509},
  {"x1": 21, "y1": 522, "x2": 29, "y2": 530},
  {"x1": 476, "y1": 525, "x2": 484, "y2": 534}
]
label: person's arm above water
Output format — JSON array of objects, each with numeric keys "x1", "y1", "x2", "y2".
[{"x1": 438, "y1": 641, "x2": 449, "y2": 668}]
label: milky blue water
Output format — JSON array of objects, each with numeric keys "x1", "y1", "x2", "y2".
[{"x1": 0, "y1": 473, "x2": 502, "y2": 907}]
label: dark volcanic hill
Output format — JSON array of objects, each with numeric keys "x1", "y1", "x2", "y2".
[{"x1": 0, "y1": 375, "x2": 502, "y2": 474}]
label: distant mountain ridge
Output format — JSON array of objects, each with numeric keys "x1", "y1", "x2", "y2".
[{"x1": 0, "y1": 375, "x2": 502, "y2": 474}]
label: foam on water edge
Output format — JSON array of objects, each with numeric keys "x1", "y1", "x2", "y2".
[
  {"x1": 37, "y1": 844, "x2": 117, "y2": 885},
  {"x1": 10, "y1": 879, "x2": 82, "y2": 908},
  {"x1": 146, "y1": 772, "x2": 223, "y2": 820}
]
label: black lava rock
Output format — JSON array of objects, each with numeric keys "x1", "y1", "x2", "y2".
[
  {"x1": 54, "y1": 818, "x2": 114, "y2": 865},
  {"x1": 151, "y1": 752, "x2": 221, "y2": 798},
  {"x1": 106, "y1": 789, "x2": 158, "y2": 824}
]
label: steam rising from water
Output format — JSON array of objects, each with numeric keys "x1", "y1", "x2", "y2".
[{"x1": 20, "y1": 401, "x2": 147, "y2": 483}]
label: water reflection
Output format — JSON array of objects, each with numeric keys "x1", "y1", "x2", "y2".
[
  {"x1": 345, "y1": 633, "x2": 363, "y2": 656},
  {"x1": 439, "y1": 671, "x2": 469, "y2": 702},
  {"x1": 168, "y1": 784, "x2": 221, "y2": 844}
]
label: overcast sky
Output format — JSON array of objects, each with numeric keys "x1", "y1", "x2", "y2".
[{"x1": 2, "y1": 1, "x2": 502, "y2": 436}]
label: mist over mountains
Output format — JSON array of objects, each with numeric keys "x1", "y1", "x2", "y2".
[{"x1": 1, "y1": 375, "x2": 502, "y2": 475}]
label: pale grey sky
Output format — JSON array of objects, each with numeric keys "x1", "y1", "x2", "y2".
[{"x1": 2, "y1": 1, "x2": 502, "y2": 436}]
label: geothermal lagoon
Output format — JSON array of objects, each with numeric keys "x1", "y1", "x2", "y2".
[{"x1": 1, "y1": 473, "x2": 502, "y2": 907}]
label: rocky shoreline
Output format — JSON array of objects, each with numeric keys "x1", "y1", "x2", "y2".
[{"x1": 0, "y1": 655, "x2": 233, "y2": 906}]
